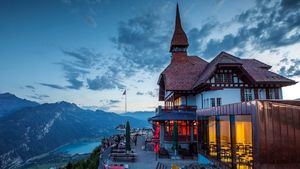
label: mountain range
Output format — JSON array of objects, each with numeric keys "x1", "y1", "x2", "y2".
[
  {"x1": 0, "y1": 93, "x2": 39, "y2": 117},
  {"x1": 121, "y1": 111, "x2": 155, "y2": 121},
  {"x1": 0, "y1": 93, "x2": 149, "y2": 169}
]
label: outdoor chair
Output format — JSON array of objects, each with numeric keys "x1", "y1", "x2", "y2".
[{"x1": 158, "y1": 148, "x2": 170, "y2": 158}]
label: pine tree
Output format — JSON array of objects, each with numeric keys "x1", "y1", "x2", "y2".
[
  {"x1": 125, "y1": 121, "x2": 131, "y2": 152},
  {"x1": 172, "y1": 122, "x2": 178, "y2": 154}
]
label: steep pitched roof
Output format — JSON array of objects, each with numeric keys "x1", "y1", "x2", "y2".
[
  {"x1": 159, "y1": 53, "x2": 208, "y2": 91},
  {"x1": 193, "y1": 51, "x2": 296, "y2": 89},
  {"x1": 170, "y1": 4, "x2": 189, "y2": 52},
  {"x1": 241, "y1": 61, "x2": 294, "y2": 84}
]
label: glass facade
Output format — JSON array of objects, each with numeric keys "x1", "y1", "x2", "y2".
[
  {"x1": 201, "y1": 115, "x2": 253, "y2": 168},
  {"x1": 164, "y1": 120, "x2": 196, "y2": 142},
  {"x1": 235, "y1": 115, "x2": 253, "y2": 168},
  {"x1": 208, "y1": 116, "x2": 217, "y2": 158},
  {"x1": 220, "y1": 116, "x2": 231, "y2": 164}
]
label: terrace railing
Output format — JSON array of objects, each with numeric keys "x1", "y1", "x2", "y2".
[{"x1": 156, "y1": 105, "x2": 197, "y2": 114}]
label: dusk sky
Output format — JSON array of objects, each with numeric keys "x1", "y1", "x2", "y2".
[{"x1": 0, "y1": 0, "x2": 299, "y2": 113}]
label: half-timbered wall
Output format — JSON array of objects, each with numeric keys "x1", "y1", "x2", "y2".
[{"x1": 207, "y1": 69, "x2": 245, "y2": 88}]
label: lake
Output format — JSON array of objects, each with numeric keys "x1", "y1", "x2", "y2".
[{"x1": 57, "y1": 140, "x2": 101, "y2": 156}]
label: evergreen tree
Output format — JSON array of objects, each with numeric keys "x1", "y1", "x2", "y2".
[
  {"x1": 172, "y1": 122, "x2": 178, "y2": 153},
  {"x1": 125, "y1": 121, "x2": 131, "y2": 151}
]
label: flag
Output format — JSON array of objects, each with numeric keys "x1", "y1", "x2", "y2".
[{"x1": 122, "y1": 89, "x2": 126, "y2": 95}]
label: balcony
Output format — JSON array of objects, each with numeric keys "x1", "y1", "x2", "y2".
[{"x1": 156, "y1": 105, "x2": 197, "y2": 114}]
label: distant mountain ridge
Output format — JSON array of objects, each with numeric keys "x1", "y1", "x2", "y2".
[
  {"x1": 121, "y1": 111, "x2": 155, "y2": 121},
  {"x1": 0, "y1": 93, "x2": 39, "y2": 117},
  {"x1": 0, "y1": 94, "x2": 147, "y2": 169}
]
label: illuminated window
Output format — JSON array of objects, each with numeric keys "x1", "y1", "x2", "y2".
[
  {"x1": 208, "y1": 117, "x2": 217, "y2": 158},
  {"x1": 235, "y1": 115, "x2": 253, "y2": 168},
  {"x1": 220, "y1": 116, "x2": 231, "y2": 163},
  {"x1": 164, "y1": 120, "x2": 191, "y2": 142}
]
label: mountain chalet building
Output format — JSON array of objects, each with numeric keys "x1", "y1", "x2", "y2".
[{"x1": 149, "y1": 5, "x2": 300, "y2": 169}]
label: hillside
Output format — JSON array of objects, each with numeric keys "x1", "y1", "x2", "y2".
[{"x1": 0, "y1": 101, "x2": 146, "y2": 169}]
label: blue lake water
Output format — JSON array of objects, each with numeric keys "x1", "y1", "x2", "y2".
[{"x1": 57, "y1": 141, "x2": 101, "y2": 156}]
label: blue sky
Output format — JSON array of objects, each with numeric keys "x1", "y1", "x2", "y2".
[{"x1": 0, "y1": 0, "x2": 299, "y2": 113}]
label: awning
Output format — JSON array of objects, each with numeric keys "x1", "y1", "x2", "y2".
[{"x1": 148, "y1": 112, "x2": 196, "y2": 121}]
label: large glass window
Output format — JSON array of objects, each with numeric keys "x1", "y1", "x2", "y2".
[
  {"x1": 235, "y1": 115, "x2": 253, "y2": 168},
  {"x1": 208, "y1": 116, "x2": 217, "y2": 158},
  {"x1": 164, "y1": 120, "x2": 191, "y2": 142},
  {"x1": 220, "y1": 116, "x2": 231, "y2": 164}
]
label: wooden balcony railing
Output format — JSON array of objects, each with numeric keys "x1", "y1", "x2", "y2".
[{"x1": 158, "y1": 105, "x2": 197, "y2": 112}]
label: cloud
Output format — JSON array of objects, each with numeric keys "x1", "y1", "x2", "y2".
[
  {"x1": 87, "y1": 75, "x2": 125, "y2": 90},
  {"x1": 53, "y1": 48, "x2": 101, "y2": 90},
  {"x1": 27, "y1": 94, "x2": 50, "y2": 101},
  {"x1": 98, "y1": 99, "x2": 121, "y2": 111},
  {"x1": 279, "y1": 58, "x2": 300, "y2": 77},
  {"x1": 187, "y1": 22, "x2": 218, "y2": 55},
  {"x1": 108, "y1": 99, "x2": 121, "y2": 104},
  {"x1": 147, "y1": 91, "x2": 157, "y2": 98},
  {"x1": 61, "y1": 48, "x2": 101, "y2": 69},
  {"x1": 56, "y1": 48, "x2": 135, "y2": 91},
  {"x1": 40, "y1": 83, "x2": 66, "y2": 90},
  {"x1": 194, "y1": 0, "x2": 300, "y2": 58},
  {"x1": 25, "y1": 85, "x2": 35, "y2": 90},
  {"x1": 111, "y1": 13, "x2": 170, "y2": 72},
  {"x1": 135, "y1": 91, "x2": 157, "y2": 97}
]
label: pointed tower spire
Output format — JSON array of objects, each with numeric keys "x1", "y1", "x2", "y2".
[{"x1": 170, "y1": 3, "x2": 189, "y2": 53}]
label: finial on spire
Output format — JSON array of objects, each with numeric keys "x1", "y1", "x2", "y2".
[{"x1": 170, "y1": 3, "x2": 189, "y2": 53}]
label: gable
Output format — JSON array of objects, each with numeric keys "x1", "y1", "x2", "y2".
[{"x1": 193, "y1": 52, "x2": 296, "y2": 90}]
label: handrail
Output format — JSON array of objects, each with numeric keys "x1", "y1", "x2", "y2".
[{"x1": 159, "y1": 105, "x2": 197, "y2": 112}]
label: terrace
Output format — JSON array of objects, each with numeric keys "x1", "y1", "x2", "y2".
[{"x1": 99, "y1": 133, "x2": 219, "y2": 169}]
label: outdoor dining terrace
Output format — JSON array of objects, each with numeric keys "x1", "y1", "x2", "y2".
[{"x1": 99, "y1": 130, "x2": 220, "y2": 169}]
